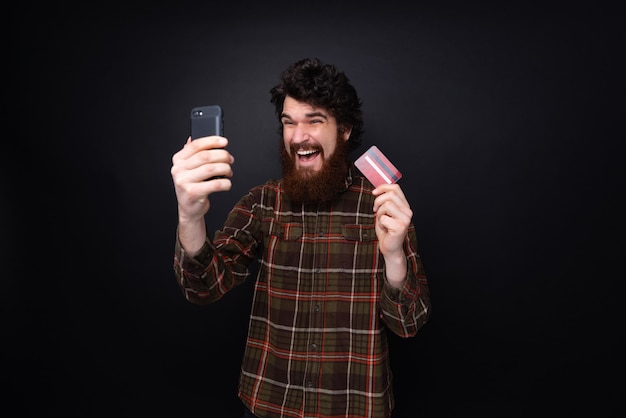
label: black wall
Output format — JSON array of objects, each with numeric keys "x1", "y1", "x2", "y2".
[{"x1": 10, "y1": 2, "x2": 623, "y2": 417}]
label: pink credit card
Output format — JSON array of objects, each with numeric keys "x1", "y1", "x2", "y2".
[{"x1": 354, "y1": 145, "x2": 402, "y2": 187}]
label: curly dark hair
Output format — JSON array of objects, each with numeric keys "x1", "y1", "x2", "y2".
[{"x1": 270, "y1": 58, "x2": 364, "y2": 151}]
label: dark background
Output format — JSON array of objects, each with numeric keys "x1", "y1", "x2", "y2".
[{"x1": 8, "y1": 2, "x2": 624, "y2": 417}]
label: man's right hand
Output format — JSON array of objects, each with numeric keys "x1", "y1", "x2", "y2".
[{"x1": 171, "y1": 135, "x2": 234, "y2": 255}]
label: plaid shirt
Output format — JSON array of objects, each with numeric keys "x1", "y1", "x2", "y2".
[{"x1": 174, "y1": 168, "x2": 431, "y2": 418}]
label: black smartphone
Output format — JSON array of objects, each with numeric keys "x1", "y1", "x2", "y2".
[
  {"x1": 190, "y1": 105, "x2": 226, "y2": 181},
  {"x1": 190, "y1": 105, "x2": 224, "y2": 139}
]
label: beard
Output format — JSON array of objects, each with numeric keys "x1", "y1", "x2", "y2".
[{"x1": 280, "y1": 138, "x2": 351, "y2": 205}]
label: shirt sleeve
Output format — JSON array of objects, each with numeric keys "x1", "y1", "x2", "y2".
[
  {"x1": 172, "y1": 192, "x2": 261, "y2": 305},
  {"x1": 379, "y1": 225, "x2": 431, "y2": 337}
]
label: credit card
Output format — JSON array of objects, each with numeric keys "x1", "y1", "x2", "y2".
[{"x1": 354, "y1": 145, "x2": 402, "y2": 187}]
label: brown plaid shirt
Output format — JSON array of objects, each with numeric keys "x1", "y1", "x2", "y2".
[{"x1": 174, "y1": 168, "x2": 431, "y2": 418}]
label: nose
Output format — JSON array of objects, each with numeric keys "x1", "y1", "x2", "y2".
[{"x1": 290, "y1": 123, "x2": 311, "y2": 145}]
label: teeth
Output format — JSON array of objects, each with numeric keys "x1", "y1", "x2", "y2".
[{"x1": 297, "y1": 150, "x2": 317, "y2": 156}]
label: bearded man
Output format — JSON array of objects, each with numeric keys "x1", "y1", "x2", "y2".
[{"x1": 171, "y1": 57, "x2": 431, "y2": 418}]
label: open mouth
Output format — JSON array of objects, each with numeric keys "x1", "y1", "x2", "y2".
[{"x1": 296, "y1": 148, "x2": 321, "y2": 162}]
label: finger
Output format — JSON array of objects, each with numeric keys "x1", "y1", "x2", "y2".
[
  {"x1": 192, "y1": 162, "x2": 234, "y2": 183},
  {"x1": 176, "y1": 136, "x2": 229, "y2": 161},
  {"x1": 201, "y1": 177, "x2": 233, "y2": 193},
  {"x1": 373, "y1": 187, "x2": 409, "y2": 214},
  {"x1": 192, "y1": 135, "x2": 229, "y2": 149},
  {"x1": 176, "y1": 167, "x2": 233, "y2": 197},
  {"x1": 376, "y1": 196, "x2": 413, "y2": 225},
  {"x1": 372, "y1": 183, "x2": 405, "y2": 202},
  {"x1": 176, "y1": 148, "x2": 234, "y2": 179},
  {"x1": 372, "y1": 183, "x2": 406, "y2": 199},
  {"x1": 194, "y1": 147, "x2": 234, "y2": 165}
]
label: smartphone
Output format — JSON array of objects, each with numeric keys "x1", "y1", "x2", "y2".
[{"x1": 190, "y1": 105, "x2": 224, "y2": 139}]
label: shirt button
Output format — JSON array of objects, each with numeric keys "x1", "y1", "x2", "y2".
[
  {"x1": 307, "y1": 381, "x2": 313, "y2": 388},
  {"x1": 311, "y1": 343, "x2": 317, "y2": 350},
  {"x1": 318, "y1": 231, "x2": 324, "y2": 236},
  {"x1": 314, "y1": 305, "x2": 320, "y2": 312}
]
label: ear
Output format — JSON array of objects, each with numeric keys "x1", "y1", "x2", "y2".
[{"x1": 341, "y1": 125, "x2": 352, "y2": 141}]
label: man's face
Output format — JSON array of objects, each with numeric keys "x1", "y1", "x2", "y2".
[
  {"x1": 280, "y1": 96, "x2": 350, "y2": 175},
  {"x1": 279, "y1": 96, "x2": 352, "y2": 204}
]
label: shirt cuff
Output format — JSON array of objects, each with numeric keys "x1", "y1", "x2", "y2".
[
  {"x1": 383, "y1": 280, "x2": 405, "y2": 303},
  {"x1": 175, "y1": 234, "x2": 215, "y2": 276},
  {"x1": 382, "y1": 268, "x2": 418, "y2": 306}
]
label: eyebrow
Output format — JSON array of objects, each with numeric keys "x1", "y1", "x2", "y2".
[{"x1": 281, "y1": 111, "x2": 329, "y2": 120}]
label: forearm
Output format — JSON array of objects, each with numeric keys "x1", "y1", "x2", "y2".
[
  {"x1": 173, "y1": 196, "x2": 259, "y2": 304},
  {"x1": 383, "y1": 250, "x2": 407, "y2": 288},
  {"x1": 379, "y1": 230, "x2": 431, "y2": 336},
  {"x1": 177, "y1": 215, "x2": 207, "y2": 257}
]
